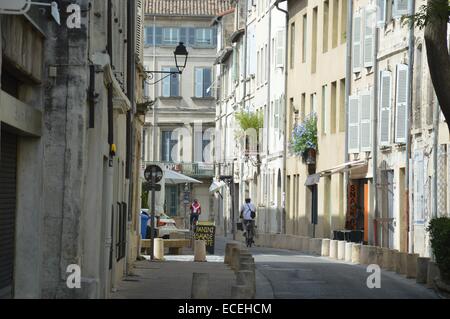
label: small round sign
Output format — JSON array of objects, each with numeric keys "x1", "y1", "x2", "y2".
[{"x1": 144, "y1": 165, "x2": 163, "y2": 183}]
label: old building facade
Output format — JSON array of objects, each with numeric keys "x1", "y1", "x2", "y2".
[{"x1": 0, "y1": 0, "x2": 144, "y2": 298}]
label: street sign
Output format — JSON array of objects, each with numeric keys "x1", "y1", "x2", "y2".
[
  {"x1": 144, "y1": 165, "x2": 163, "y2": 183},
  {"x1": 143, "y1": 182, "x2": 162, "y2": 192}
]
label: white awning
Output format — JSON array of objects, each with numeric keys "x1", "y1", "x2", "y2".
[
  {"x1": 163, "y1": 170, "x2": 202, "y2": 185},
  {"x1": 305, "y1": 160, "x2": 369, "y2": 186},
  {"x1": 209, "y1": 180, "x2": 226, "y2": 193}
]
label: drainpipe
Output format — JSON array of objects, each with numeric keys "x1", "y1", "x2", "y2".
[
  {"x1": 406, "y1": 0, "x2": 416, "y2": 254},
  {"x1": 274, "y1": 0, "x2": 288, "y2": 235},
  {"x1": 344, "y1": 0, "x2": 353, "y2": 240},
  {"x1": 372, "y1": 19, "x2": 380, "y2": 247},
  {"x1": 152, "y1": 15, "x2": 157, "y2": 161}
]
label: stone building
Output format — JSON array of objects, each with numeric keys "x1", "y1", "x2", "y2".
[
  {"x1": 142, "y1": 0, "x2": 233, "y2": 227},
  {"x1": 0, "y1": 0, "x2": 144, "y2": 298}
]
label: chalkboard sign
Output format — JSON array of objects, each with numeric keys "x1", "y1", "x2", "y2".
[{"x1": 194, "y1": 224, "x2": 216, "y2": 254}]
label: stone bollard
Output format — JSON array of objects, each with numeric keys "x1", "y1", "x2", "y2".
[
  {"x1": 394, "y1": 251, "x2": 402, "y2": 273},
  {"x1": 224, "y1": 243, "x2": 239, "y2": 265},
  {"x1": 231, "y1": 285, "x2": 252, "y2": 299},
  {"x1": 329, "y1": 240, "x2": 338, "y2": 259},
  {"x1": 367, "y1": 246, "x2": 378, "y2": 265},
  {"x1": 230, "y1": 247, "x2": 241, "y2": 271},
  {"x1": 399, "y1": 252, "x2": 408, "y2": 275},
  {"x1": 236, "y1": 270, "x2": 255, "y2": 299},
  {"x1": 406, "y1": 254, "x2": 419, "y2": 279},
  {"x1": 302, "y1": 237, "x2": 310, "y2": 254},
  {"x1": 337, "y1": 241, "x2": 346, "y2": 260},
  {"x1": 310, "y1": 238, "x2": 323, "y2": 256},
  {"x1": 416, "y1": 257, "x2": 430, "y2": 284},
  {"x1": 351, "y1": 244, "x2": 361, "y2": 264},
  {"x1": 154, "y1": 238, "x2": 165, "y2": 260},
  {"x1": 345, "y1": 243, "x2": 353, "y2": 262},
  {"x1": 376, "y1": 248, "x2": 384, "y2": 268},
  {"x1": 194, "y1": 240, "x2": 207, "y2": 262},
  {"x1": 427, "y1": 261, "x2": 441, "y2": 289},
  {"x1": 321, "y1": 239, "x2": 330, "y2": 257},
  {"x1": 240, "y1": 262, "x2": 255, "y2": 272},
  {"x1": 191, "y1": 273, "x2": 209, "y2": 299},
  {"x1": 360, "y1": 245, "x2": 370, "y2": 265},
  {"x1": 386, "y1": 249, "x2": 397, "y2": 271}
]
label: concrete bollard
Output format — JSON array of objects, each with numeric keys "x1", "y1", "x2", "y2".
[
  {"x1": 416, "y1": 257, "x2": 430, "y2": 284},
  {"x1": 191, "y1": 273, "x2": 209, "y2": 299},
  {"x1": 236, "y1": 270, "x2": 255, "y2": 298},
  {"x1": 302, "y1": 237, "x2": 311, "y2": 254},
  {"x1": 230, "y1": 247, "x2": 240, "y2": 270},
  {"x1": 224, "y1": 243, "x2": 239, "y2": 265},
  {"x1": 329, "y1": 240, "x2": 338, "y2": 259},
  {"x1": 427, "y1": 261, "x2": 441, "y2": 289},
  {"x1": 310, "y1": 238, "x2": 323, "y2": 256},
  {"x1": 395, "y1": 252, "x2": 408, "y2": 275},
  {"x1": 345, "y1": 243, "x2": 353, "y2": 262},
  {"x1": 360, "y1": 245, "x2": 370, "y2": 264},
  {"x1": 367, "y1": 246, "x2": 378, "y2": 265},
  {"x1": 321, "y1": 239, "x2": 330, "y2": 257},
  {"x1": 375, "y1": 248, "x2": 384, "y2": 268},
  {"x1": 154, "y1": 238, "x2": 165, "y2": 260},
  {"x1": 386, "y1": 249, "x2": 397, "y2": 271},
  {"x1": 351, "y1": 244, "x2": 361, "y2": 264},
  {"x1": 194, "y1": 240, "x2": 207, "y2": 262},
  {"x1": 337, "y1": 241, "x2": 346, "y2": 260},
  {"x1": 406, "y1": 254, "x2": 419, "y2": 279},
  {"x1": 240, "y1": 262, "x2": 255, "y2": 272},
  {"x1": 231, "y1": 285, "x2": 253, "y2": 299}
]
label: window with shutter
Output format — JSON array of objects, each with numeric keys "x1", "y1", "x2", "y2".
[
  {"x1": 352, "y1": 14, "x2": 362, "y2": 73},
  {"x1": 360, "y1": 90, "x2": 372, "y2": 151},
  {"x1": 194, "y1": 68, "x2": 213, "y2": 98},
  {"x1": 348, "y1": 95, "x2": 360, "y2": 153},
  {"x1": 395, "y1": 64, "x2": 408, "y2": 143},
  {"x1": 393, "y1": 0, "x2": 409, "y2": 18},
  {"x1": 414, "y1": 151, "x2": 424, "y2": 222},
  {"x1": 135, "y1": 0, "x2": 143, "y2": 58},
  {"x1": 145, "y1": 27, "x2": 154, "y2": 46},
  {"x1": 379, "y1": 70, "x2": 392, "y2": 146},
  {"x1": 276, "y1": 30, "x2": 284, "y2": 67},
  {"x1": 363, "y1": 8, "x2": 375, "y2": 68},
  {"x1": 195, "y1": 68, "x2": 203, "y2": 98},
  {"x1": 377, "y1": 0, "x2": 387, "y2": 26}
]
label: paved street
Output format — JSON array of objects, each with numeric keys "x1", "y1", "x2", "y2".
[{"x1": 251, "y1": 245, "x2": 440, "y2": 299}]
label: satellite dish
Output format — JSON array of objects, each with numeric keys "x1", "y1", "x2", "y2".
[{"x1": 0, "y1": 0, "x2": 31, "y2": 14}]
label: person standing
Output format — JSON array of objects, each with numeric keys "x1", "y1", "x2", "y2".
[{"x1": 190, "y1": 199, "x2": 202, "y2": 229}]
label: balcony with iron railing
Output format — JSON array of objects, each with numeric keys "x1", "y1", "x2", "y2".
[{"x1": 142, "y1": 161, "x2": 215, "y2": 178}]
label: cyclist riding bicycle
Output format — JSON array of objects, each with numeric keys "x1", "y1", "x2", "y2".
[{"x1": 240, "y1": 198, "x2": 256, "y2": 247}]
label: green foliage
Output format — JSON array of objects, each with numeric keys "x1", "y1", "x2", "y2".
[
  {"x1": 235, "y1": 110, "x2": 264, "y2": 132},
  {"x1": 427, "y1": 217, "x2": 450, "y2": 283},
  {"x1": 290, "y1": 113, "x2": 318, "y2": 156},
  {"x1": 402, "y1": 1, "x2": 450, "y2": 29}
]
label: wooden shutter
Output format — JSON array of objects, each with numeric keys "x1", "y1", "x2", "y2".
[
  {"x1": 414, "y1": 151, "x2": 424, "y2": 221},
  {"x1": 360, "y1": 90, "x2": 372, "y2": 151},
  {"x1": 379, "y1": 70, "x2": 392, "y2": 146},
  {"x1": 395, "y1": 64, "x2": 409, "y2": 143},
  {"x1": 170, "y1": 68, "x2": 180, "y2": 97},
  {"x1": 352, "y1": 14, "x2": 362, "y2": 72},
  {"x1": 162, "y1": 67, "x2": 170, "y2": 97},
  {"x1": 363, "y1": 9, "x2": 375, "y2": 68},
  {"x1": 135, "y1": 0, "x2": 143, "y2": 60},
  {"x1": 203, "y1": 68, "x2": 212, "y2": 97},
  {"x1": 155, "y1": 27, "x2": 163, "y2": 45},
  {"x1": 348, "y1": 95, "x2": 360, "y2": 153},
  {"x1": 393, "y1": 0, "x2": 409, "y2": 18},
  {"x1": 145, "y1": 26, "x2": 154, "y2": 46}
]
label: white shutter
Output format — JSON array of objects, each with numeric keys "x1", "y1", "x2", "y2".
[
  {"x1": 414, "y1": 151, "x2": 424, "y2": 221},
  {"x1": 352, "y1": 14, "x2": 362, "y2": 73},
  {"x1": 135, "y1": 0, "x2": 144, "y2": 61},
  {"x1": 162, "y1": 67, "x2": 170, "y2": 97},
  {"x1": 195, "y1": 68, "x2": 203, "y2": 98},
  {"x1": 393, "y1": 0, "x2": 409, "y2": 19},
  {"x1": 379, "y1": 70, "x2": 392, "y2": 146},
  {"x1": 395, "y1": 64, "x2": 409, "y2": 143},
  {"x1": 360, "y1": 90, "x2": 372, "y2": 152},
  {"x1": 377, "y1": 0, "x2": 387, "y2": 26},
  {"x1": 276, "y1": 30, "x2": 284, "y2": 67},
  {"x1": 364, "y1": 9, "x2": 375, "y2": 68},
  {"x1": 348, "y1": 95, "x2": 360, "y2": 153}
]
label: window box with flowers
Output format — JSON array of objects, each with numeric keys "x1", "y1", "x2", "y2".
[{"x1": 290, "y1": 113, "x2": 318, "y2": 165}]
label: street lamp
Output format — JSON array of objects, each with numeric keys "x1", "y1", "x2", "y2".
[{"x1": 144, "y1": 42, "x2": 189, "y2": 85}]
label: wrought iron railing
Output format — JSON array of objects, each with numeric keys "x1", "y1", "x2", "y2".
[{"x1": 143, "y1": 161, "x2": 215, "y2": 178}]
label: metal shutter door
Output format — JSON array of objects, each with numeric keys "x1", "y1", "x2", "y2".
[{"x1": 0, "y1": 129, "x2": 17, "y2": 297}]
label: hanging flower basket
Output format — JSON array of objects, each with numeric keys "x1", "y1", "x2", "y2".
[{"x1": 290, "y1": 113, "x2": 318, "y2": 163}]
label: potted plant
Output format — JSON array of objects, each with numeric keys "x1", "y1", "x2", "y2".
[{"x1": 290, "y1": 113, "x2": 318, "y2": 164}]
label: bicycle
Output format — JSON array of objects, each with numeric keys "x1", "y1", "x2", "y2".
[{"x1": 243, "y1": 219, "x2": 255, "y2": 247}]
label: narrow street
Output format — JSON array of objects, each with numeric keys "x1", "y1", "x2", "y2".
[{"x1": 252, "y1": 246, "x2": 440, "y2": 299}]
